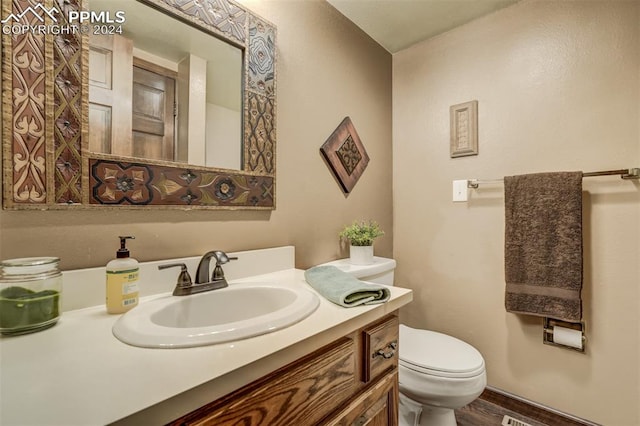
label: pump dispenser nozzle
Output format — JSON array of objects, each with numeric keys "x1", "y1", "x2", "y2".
[{"x1": 117, "y1": 236, "x2": 135, "y2": 258}]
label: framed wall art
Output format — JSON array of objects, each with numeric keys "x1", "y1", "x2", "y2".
[
  {"x1": 320, "y1": 117, "x2": 369, "y2": 194},
  {"x1": 450, "y1": 100, "x2": 478, "y2": 158}
]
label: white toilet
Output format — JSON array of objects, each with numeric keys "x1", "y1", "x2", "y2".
[{"x1": 318, "y1": 257, "x2": 486, "y2": 426}]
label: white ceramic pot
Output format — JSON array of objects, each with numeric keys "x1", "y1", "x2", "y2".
[{"x1": 349, "y1": 245, "x2": 374, "y2": 265}]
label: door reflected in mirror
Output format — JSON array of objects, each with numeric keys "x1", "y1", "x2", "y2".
[{"x1": 88, "y1": 0, "x2": 243, "y2": 170}]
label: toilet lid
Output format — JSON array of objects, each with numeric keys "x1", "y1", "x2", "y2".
[{"x1": 399, "y1": 324, "x2": 485, "y2": 378}]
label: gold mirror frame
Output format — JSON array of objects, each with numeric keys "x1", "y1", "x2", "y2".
[{"x1": 2, "y1": 0, "x2": 276, "y2": 209}]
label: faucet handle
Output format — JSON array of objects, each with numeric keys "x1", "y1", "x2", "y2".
[
  {"x1": 158, "y1": 263, "x2": 193, "y2": 292},
  {"x1": 213, "y1": 251, "x2": 238, "y2": 265},
  {"x1": 211, "y1": 252, "x2": 237, "y2": 281}
]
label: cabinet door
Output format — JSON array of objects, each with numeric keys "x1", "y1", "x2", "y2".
[
  {"x1": 174, "y1": 338, "x2": 356, "y2": 426},
  {"x1": 324, "y1": 371, "x2": 398, "y2": 426}
]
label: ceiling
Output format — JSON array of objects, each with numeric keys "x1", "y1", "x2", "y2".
[{"x1": 327, "y1": 0, "x2": 519, "y2": 53}]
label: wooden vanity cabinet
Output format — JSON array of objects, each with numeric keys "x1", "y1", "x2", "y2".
[
  {"x1": 170, "y1": 312, "x2": 400, "y2": 426},
  {"x1": 324, "y1": 370, "x2": 398, "y2": 426}
]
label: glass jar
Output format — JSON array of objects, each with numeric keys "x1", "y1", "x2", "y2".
[{"x1": 0, "y1": 257, "x2": 62, "y2": 335}]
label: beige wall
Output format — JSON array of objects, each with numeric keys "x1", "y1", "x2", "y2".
[
  {"x1": 0, "y1": 1, "x2": 393, "y2": 271},
  {"x1": 393, "y1": 0, "x2": 639, "y2": 424}
]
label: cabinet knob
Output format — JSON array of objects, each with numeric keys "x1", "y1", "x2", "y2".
[{"x1": 373, "y1": 341, "x2": 397, "y2": 359}]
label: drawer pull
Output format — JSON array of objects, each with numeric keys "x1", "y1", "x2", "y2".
[{"x1": 373, "y1": 341, "x2": 397, "y2": 359}]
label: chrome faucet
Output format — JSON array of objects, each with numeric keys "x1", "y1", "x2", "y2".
[{"x1": 158, "y1": 251, "x2": 238, "y2": 296}]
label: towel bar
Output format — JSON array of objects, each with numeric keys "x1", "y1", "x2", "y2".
[{"x1": 468, "y1": 167, "x2": 639, "y2": 188}]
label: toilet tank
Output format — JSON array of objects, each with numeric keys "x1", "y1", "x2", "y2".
[{"x1": 317, "y1": 257, "x2": 396, "y2": 286}]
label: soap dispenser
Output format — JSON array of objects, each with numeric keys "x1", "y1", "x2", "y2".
[{"x1": 106, "y1": 236, "x2": 139, "y2": 314}]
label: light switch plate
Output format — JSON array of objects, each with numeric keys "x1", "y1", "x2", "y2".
[{"x1": 452, "y1": 180, "x2": 468, "y2": 202}]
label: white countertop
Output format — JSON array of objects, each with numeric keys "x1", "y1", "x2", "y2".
[{"x1": 0, "y1": 264, "x2": 412, "y2": 425}]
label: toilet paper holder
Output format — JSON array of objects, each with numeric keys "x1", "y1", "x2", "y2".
[{"x1": 543, "y1": 317, "x2": 585, "y2": 353}]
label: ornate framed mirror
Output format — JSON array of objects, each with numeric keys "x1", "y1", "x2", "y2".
[{"x1": 2, "y1": 0, "x2": 276, "y2": 209}]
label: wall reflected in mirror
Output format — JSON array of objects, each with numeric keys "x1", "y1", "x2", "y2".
[{"x1": 88, "y1": 0, "x2": 243, "y2": 170}]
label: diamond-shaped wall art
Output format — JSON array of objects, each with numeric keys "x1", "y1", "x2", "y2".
[{"x1": 320, "y1": 117, "x2": 370, "y2": 194}]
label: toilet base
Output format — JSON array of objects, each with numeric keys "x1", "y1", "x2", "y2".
[{"x1": 399, "y1": 393, "x2": 457, "y2": 426}]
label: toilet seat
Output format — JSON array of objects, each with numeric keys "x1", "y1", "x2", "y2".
[{"x1": 399, "y1": 325, "x2": 485, "y2": 379}]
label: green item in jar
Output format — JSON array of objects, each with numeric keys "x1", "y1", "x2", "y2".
[{"x1": 0, "y1": 286, "x2": 60, "y2": 332}]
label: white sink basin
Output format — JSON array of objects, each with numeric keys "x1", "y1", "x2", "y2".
[{"x1": 112, "y1": 282, "x2": 319, "y2": 348}]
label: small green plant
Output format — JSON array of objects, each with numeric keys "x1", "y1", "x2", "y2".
[{"x1": 339, "y1": 220, "x2": 384, "y2": 246}]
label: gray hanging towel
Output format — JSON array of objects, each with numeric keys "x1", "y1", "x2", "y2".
[{"x1": 504, "y1": 172, "x2": 583, "y2": 322}]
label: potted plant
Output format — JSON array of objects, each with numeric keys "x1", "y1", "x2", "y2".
[{"x1": 339, "y1": 220, "x2": 384, "y2": 265}]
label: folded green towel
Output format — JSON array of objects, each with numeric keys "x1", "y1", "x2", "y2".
[{"x1": 304, "y1": 265, "x2": 390, "y2": 307}]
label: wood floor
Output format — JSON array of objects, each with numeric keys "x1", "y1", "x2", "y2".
[
  {"x1": 456, "y1": 397, "x2": 550, "y2": 426},
  {"x1": 454, "y1": 388, "x2": 600, "y2": 426}
]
